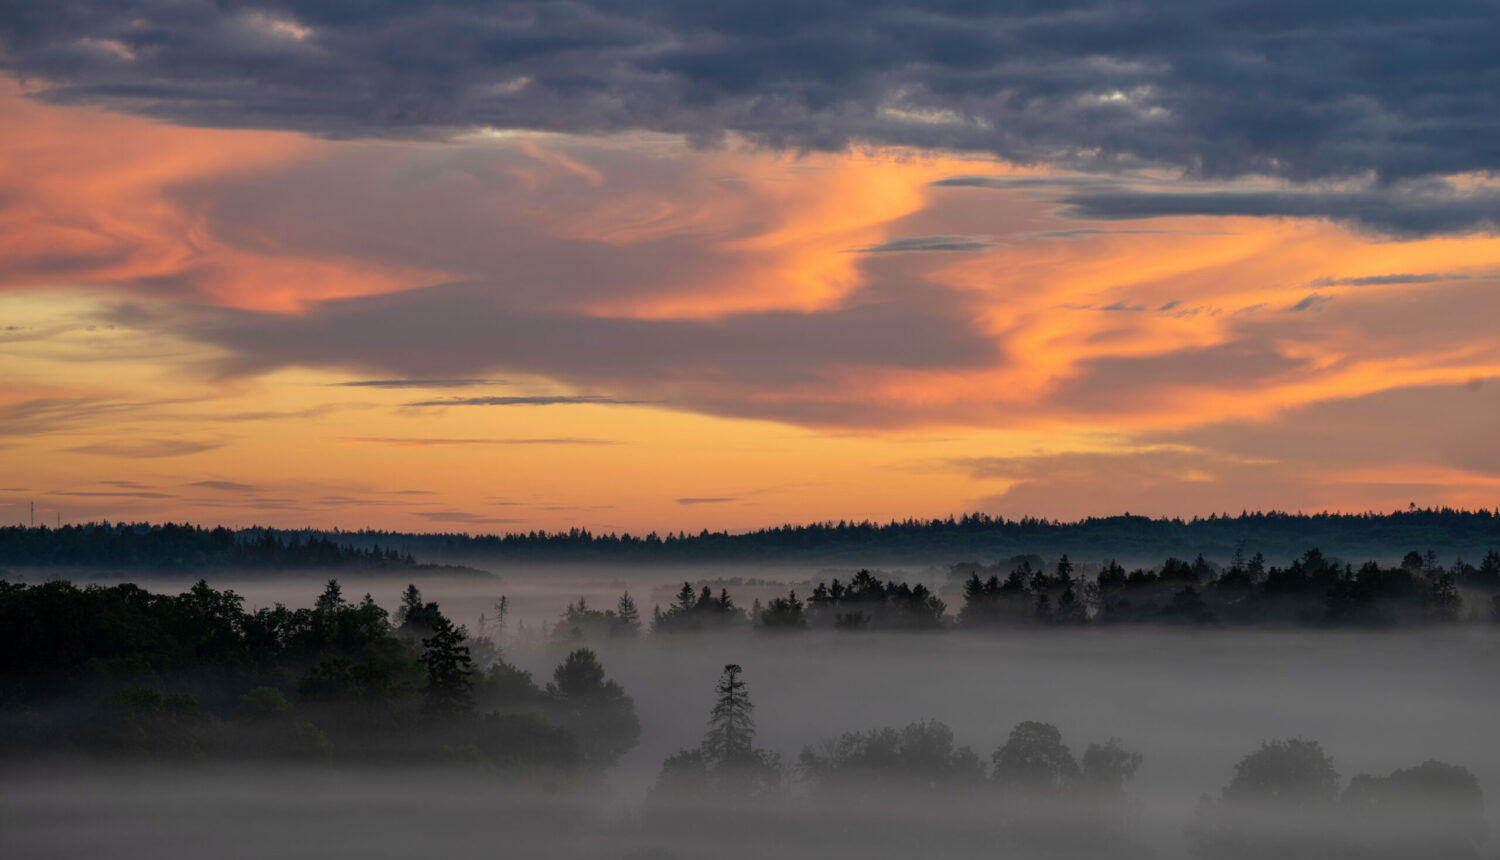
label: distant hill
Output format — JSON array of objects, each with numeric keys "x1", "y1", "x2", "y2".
[{"x1": 4, "y1": 508, "x2": 1497, "y2": 570}]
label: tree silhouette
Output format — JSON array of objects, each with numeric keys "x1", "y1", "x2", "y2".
[
  {"x1": 799, "y1": 719, "x2": 984, "y2": 794},
  {"x1": 1344, "y1": 759, "x2": 1488, "y2": 858},
  {"x1": 758, "y1": 590, "x2": 807, "y2": 630},
  {"x1": 314, "y1": 579, "x2": 344, "y2": 613},
  {"x1": 1190, "y1": 738, "x2": 1340, "y2": 859},
  {"x1": 652, "y1": 663, "x2": 779, "y2": 801},
  {"x1": 544, "y1": 648, "x2": 640, "y2": 767},
  {"x1": 704, "y1": 664, "x2": 755, "y2": 765},
  {"x1": 419, "y1": 614, "x2": 474, "y2": 717},
  {"x1": 992, "y1": 720, "x2": 1080, "y2": 795},
  {"x1": 614, "y1": 592, "x2": 641, "y2": 638}
]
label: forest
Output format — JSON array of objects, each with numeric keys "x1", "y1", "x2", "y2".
[
  {"x1": 538, "y1": 547, "x2": 1500, "y2": 636},
  {"x1": 4, "y1": 507, "x2": 1500, "y2": 568},
  {"x1": 0, "y1": 522, "x2": 485, "y2": 575},
  {"x1": 0, "y1": 575, "x2": 1489, "y2": 858}
]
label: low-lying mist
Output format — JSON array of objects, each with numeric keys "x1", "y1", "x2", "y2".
[{"x1": 4, "y1": 567, "x2": 1495, "y2": 859}]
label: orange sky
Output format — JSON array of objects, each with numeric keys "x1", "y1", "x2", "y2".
[{"x1": 3, "y1": 85, "x2": 1499, "y2": 533}]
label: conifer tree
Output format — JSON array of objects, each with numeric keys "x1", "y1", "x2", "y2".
[
  {"x1": 704, "y1": 663, "x2": 755, "y2": 766},
  {"x1": 615, "y1": 592, "x2": 641, "y2": 637},
  {"x1": 315, "y1": 579, "x2": 345, "y2": 613},
  {"x1": 419, "y1": 614, "x2": 474, "y2": 717}
]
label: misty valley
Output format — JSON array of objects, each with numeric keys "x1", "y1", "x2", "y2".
[{"x1": 3, "y1": 528, "x2": 1498, "y2": 859}]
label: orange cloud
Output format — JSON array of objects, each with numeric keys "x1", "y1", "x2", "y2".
[
  {"x1": 4, "y1": 88, "x2": 1500, "y2": 530},
  {"x1": 0, "y1": 84, "x2": 442, "y2": 311}
]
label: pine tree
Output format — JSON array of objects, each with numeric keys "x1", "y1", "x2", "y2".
[
  {"x1": 419, "y1": 614, "x2": 474, "y2": 717},
  {"x1": 396, "y1": 584, "x2": 424, "y2": 627},
  {"x1": 315, "y1": 578, "x2": 344, "y2": 613},
  {"x1": 614, "y1": 592, "x2": 640, "y2": 638},
  {"x1": 704, "y1": 664, "x2": 755, "y2": 766},
  {"x1": 493, "y1": 595, "x2": 509, "y2": 641}
]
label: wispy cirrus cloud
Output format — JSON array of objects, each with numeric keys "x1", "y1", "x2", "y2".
[
  {"x1": 414, "y1": 510, "x2": 520, "y2": 525},
  {"x1": 1309, "y1": 272, "x2": 1474, "y2": 287},
  {"x1": 402, "y1": 395, "x2": 645, "y2": 408},
  {"x1": 847, "y1": 235, "x2": 997, "y2": 254},
  {"x1": 344, "y1": 436, "x2": 619, "y2": 446},
  {"x1": 332, "y1": 378, "x2": 499, "y2": 389},
  {"x1": 66, "y1": 439, "x2": 223, "y2": 458},
  {"x1": 49, "y1": 489, "x2": 177, "y2": 499},
  {"x1": 189, "y1": 480, "x2": 261, "y2": 492}
]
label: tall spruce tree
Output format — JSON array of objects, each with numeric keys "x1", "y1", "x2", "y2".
[
  {"x1": 704, "y1": 664, "x2": 755, "y2": 766},
  {"x1": 419, "y1": 614, "x2": 474, "y2": 717},
  {"x1": 614, "y1": 592, "x2": 641, "y2": 638}
]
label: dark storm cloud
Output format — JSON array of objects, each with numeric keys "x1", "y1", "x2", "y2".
[{"x1": 5, "y1": 1, "x2": 1498, "y2": 202}]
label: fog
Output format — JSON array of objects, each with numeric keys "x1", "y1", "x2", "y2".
[{"x1": 5, "y1": 566, "x2": 1497, "y2": 859}]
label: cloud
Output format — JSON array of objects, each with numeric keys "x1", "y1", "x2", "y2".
[
  {"x1": 5, "y1": 1, "x2": 1498, "y2": 206},
  {"x1": 414, "y1": 510, "x2": 520, "y2": 525},
  {"x1": 1032, "y1": 229, "x2": 1181, "y2": 239},
  {"x1": 1169, "y1": 379, "x2": 1500, "y2": 479},
  {"x1": 1055, "y1": 185, "x2": 1500, "y2": 239},
  {"x1": 0, "y1": 396, "x2": 175, "y2": 436},
  {"x1": 49, "y1": 489, "x2": 177, "y2": 499},
  {"x1": 402, "y1": 396, "x2": 644, "y2": 408},
  {"x1": 189, "y1": 480, "x2": 261, "y2": 492},
  {"x1": 66, "y1": 439, "x2": 223, "y2": 458},
  {"x1": 963, "y1": 382, "x2": 1500, "y2": 516},
  {"x1": 675, "y1": 497, "x2": 736, "y2": 505},
  {"x1": 121, "y1": 277, "x2": 995, "y2": 427},
  {"x1": 848, "y1": 235, "x2": 996, "y2": 253},
  {"x1": 1049, "y1": 339, "x2": 1309, "y2": 413},
  {"x1": 345, "y1": 436, "x2": 618, "y2": 446},
  {"x1": 1310, "y1": 272, "x2": 1474, "y2": 287},
  {"x1": 1287, "y1": 293, "x2": 1331, "y2": 312},
  {"x1": 332, "y1": 378, "x2": 498, "y2": 389}
]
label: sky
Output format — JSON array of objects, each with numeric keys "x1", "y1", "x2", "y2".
[{"x1": 1, "y1": 1, "x2": 1498, "y2": 533}]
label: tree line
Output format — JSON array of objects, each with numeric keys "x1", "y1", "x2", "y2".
[
  {"x1": 0, "y1": 578, "x2": 636, "y2": 772},
  {"x1": 540, "y1": 549, "x2": 1500, "y2": 641},
  {"x1": 0, "y1": 522, "x2": 486, "y2": 575},
  {"x1": 644, "y1": 664, "x2": 1488, "y2": 859},
  {"x1": 6, "y1": 507, "x2": 1500, "y2": 566}
]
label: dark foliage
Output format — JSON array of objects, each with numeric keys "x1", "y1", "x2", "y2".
[
  {"x1": 10, "y1": 509, "x2": 1500, "y2": 568},
  {"x1": 652, "y1": 664, "x2": 780, "y2": 802},
  {"x1": 0, "y1": 521, "x2": 485, "y2": 575},
  {"x1": 0, "y1": 578, "x2": 628, "y2": 775}
]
